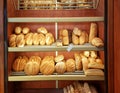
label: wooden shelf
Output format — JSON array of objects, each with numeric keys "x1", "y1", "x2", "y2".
[
  {"x1": 8, "y1": 17, "x2": 104, "y2": 23},
  {"x1": 8, "y1": 75, "x2": 104, "y2": 81},
  {"x1": 8, "y1": 43, "x2": 104, "y2": 52}
]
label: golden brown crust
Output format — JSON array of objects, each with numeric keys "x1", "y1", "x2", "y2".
[
  {"x1": 38, "y1": 33, "x2": 46, "y2": 45},
  {"x1": 63, "y1": 36, "x2": 69, "y2": 45},
  {"x1": 66, "y1": 59, "x2": 75, "y2": 72},
  {"x1": 32, "y1": 33, "x2": 40, "y2": 45},
  {"x1": 55, "y1": 62, "x2": 66, "y2": 74},
  {"x1": 91, "y1": 37, "x2": 104, "y2": 47},
  {"x1": 72, "y1": 33, "x2": 79, "y2": 45},
  {"x1": 22, "y1": 27, "x2": 30, "y2": 34},
  {"x1": 79, "y1": 31, "x2": 86, "y2": 45},
  {"x1": 24, "y1": 61, "x2": 40, "y2": 75},
  {"x1": 16, "y1": 34, "x2": 25, "y2": 47},
  {"x1": 25, "y1": 33, "x2": 33, "y2": 45},
  {"x1": 29, "y1": 56, "x2": 41, "y2": 65},
  {"x1": 9, "y1": 34, "x2": 17, "y2": 47},
  {"x1": 55, "y1": 55, "x2": 64, "y2": 62},
  {"x1": 90, "y1": 51, "x2": 97, "y2": 58},
  {"x1": 15, "y1": 26, "x2": 22, "y2": 34},
  {"x1": 81, "y1": 56, "x2": 89, "y2": 71},
  {"x1": 45, "y1": 32, "x2": 55, "y2": 45},
  {"x1": 73, "y1": 27, "x2": 82, "y2": 36},
  {"x1": 37, "y1": 27, "x2": 48, "y2": 34},
  {"x1": 74, "y1": 53, "x2": 82, "y2": 70},
  {"x1": 89, "y1": 23, "x2": 97, "y2": 43}
]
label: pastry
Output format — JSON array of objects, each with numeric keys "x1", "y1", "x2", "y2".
[
  {"x1": 32, "y1": 33, "x2": 40, "y2": 45},
  {"x1": 74, "y1": 53, "x2": 82, "y2": 70},
  {"x1": 55, "y1": 62, "x2": 66, "y2": 74},
  {"x1": 89, "y1": 23, "x2": 97, "y2": 43},
  {"x1": 72, "y1": 33, "x2": 79, "y2": 45},
  {"x1": 91, "y1": 37, "x2": 104, "y2": 47},
  {"x1": 37, "y1": 27, "x2": 48, "y2": 34},
  {"x1": 79, "y1": 31, "x2": 86, "y2": 45},
  {"x1": 29, "y1": 56, "x2": 41, "y2": 65},
  {"x1": 24, "y1": 61, "x2": 40, "y2": 75},
  {"x1": 25, "y1": 32, "x2": 33, "y2": 45},
  {"x1": 16, "y1": 34, "x2": 25, "y2": 47},
  {"x1": 73, "y1": 27, "x2": 82, "y2": 36},
  {"x1": 9, "y1": 34, "x2": 17, "y2": 47},
  {"x1": 38, "y1": 33, "x2": 46, "y2": 45},
  {"x1": 55, "y1": 55, "x2": 64, "y2": 62},
  {"x1": 45, "y1": 32, "x2": 55, "y2": 45},
  {"x1": 22, "y1": 27, "x2": 30, "y2": 34},
  {"x1": 66, "y1": 59, "x2": 75, "y2": 72},
  {"x1": 84, "y1": 69, "x2": 104, "y2": 76},
  {"x1": 15, "y1": 26, "x2": 22, "y2": 34},
  {"x1": 12, "y1": 56, "x2": 28, "y2": 72}
]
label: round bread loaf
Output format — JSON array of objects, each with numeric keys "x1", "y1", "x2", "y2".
[
  {"x1": 37, "y1": 27, "x2": 48, "y2": 34},
  {"x1": 55, "y1": 62, "x2": 66, "y2": 74},
  {"x1": 22, "y1": 27, "x2": 30, "y2": 34},
  {"x1": 55, "y1": 55, "x2": 64, "y2": 62},
  {"x1": 66, "y1": 59, "x2": 75, "y2": 72},
  {"x1": 15, "y1": 26, "x2": 22, "y2": 34}
]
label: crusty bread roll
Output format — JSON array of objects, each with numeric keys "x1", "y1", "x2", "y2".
[
  {"x1": 91, "y1": 37, "x2": 104, "y2": 47},
  {"x1": 25, "y1": 32, "x2": 33, "y2": 45},
  {"x1": 74, "y1": 53, "x2": 82, "y2": 70},
  {"x1": 16, "y1": 34, "x2": 25, "y2": 47},
  {"x1": 63, "y1": 36, "x2": 69, "y2": 46},
  {"x1": 22, "y1": 27, "x2": 30, "y2": 34},
  {"x1": 32, "y1": 33, "x2": 40, "y2": 45},
  {"x1": 55, "y1": 62, "x2": 66, "y2": 74},
  {"x1": 88, "y1": 61, "x2": 104, "y2": 69},
  {"x1": 66, "y1": 59, "x2": 75, "y2": 72},
  {"x1": 9, "y1": 34, "x2": 17, "y2": 47},
  {"x1": 12, "y1": 56, "x2": 28, "y2": 72},
  {"x1": 89, "y1": 23, "x2": 97, "y2": 43},
  {"x1": 38, "y1": 33, "x2": 46, "y2": 45},
  {"x1": 90, "y1": 51, "x2": 97, "y2": 58},
  {"x1": 62, "y1": 29, "x2": 69, "y2": 37},
  {"x1": 15, "y1": 26, "x2": 22, "y2": 34},
  {"x1": 40, "y1": 56, "x2": 55, "y2": 75},
  {"x1": 55, "y1": 55, "x2": 64, "y2": 62},
  {"x1": 84, "y1": 69, "x2": 104, "y2": 76},
  {"x1": 79, "y1": 31, "x2": 86, "y2": 45},
  {"x1": 73, "y1": 27, "x2": 82, "y2": 36},
  {"x1": 24, "y1": 61, "x2": 40, "y2": 75},
  {"x1": 72, "y1": 33, "x2": 79, "y2": 45},
  {"x1": 45, "y1": 32, "x2": 55, "y2": 45},
  {"x1": 83, "y1": 51, "x2": 90, "y2": 58},
  {"x1": 37, "y1": 27, "x2": 48, "y2": 34}
]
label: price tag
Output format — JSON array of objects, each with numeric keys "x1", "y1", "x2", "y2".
[{"x1": 67, "y1": 44, "x2": 73, "y2": 52}]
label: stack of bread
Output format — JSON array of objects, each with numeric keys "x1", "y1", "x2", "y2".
[
  {"x1": 63, "y1": 81, "x2": 98, "y2": 93},
  {"x1": 9, "y1": 26, "x2": 55, "y2": 47},
  {"x1": 80, "y1": 51, "x2": 104, "y2": 76}
]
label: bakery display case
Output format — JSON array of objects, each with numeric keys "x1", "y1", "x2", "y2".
[{"x1": 3, "y1": 0, "x2": 107, "y2": 93}]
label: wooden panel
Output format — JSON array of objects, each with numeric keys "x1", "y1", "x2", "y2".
[
  {"x1": 114, "y1": 0, "x2": 120, "y2": 93},
  {"x1": 0, "y1": 0, "x2": 4, "y2": 93}
]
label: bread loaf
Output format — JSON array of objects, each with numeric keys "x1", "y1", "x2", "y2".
[
  {"x1": 73, "y1": 27, "x2": 82, "y2": 36},
  {"x1": 29, "y1": 56, "x2": 41, "y2": 65},
  {"x1": 66, "y1": 59, "x2": 75, "y2": 72},
  {"x1": 72, "y1": 33, "x2": 79, "y2": 45},
  {"x1": 25, "y1": 33, "x2": 33, "y2": 45},
  {"x1": 90, "y1": 51, "x2": 97, "y2": 58},
  {"x1": 55, "y1": 55, "x2": 64, "y2": 62},
  {"x1": 79, "y1": 31, "x2": 86, "y2": 45},
  {"x1": 12, "y1": 56, "x2": 28, "y2": 72},
  {"x1": 89, "y1": 23, "x2": 97, "y2": 43},
  {"x1": 24, "y1": 61, "x2": 40, "y2": 75},
  {"x1": 22, "y1": 27, "x2": 30, "y2": 34},
  {"x1": 40, "y1": 56, "x2": 55, "y2": 75},
  {"x1": 37, "y1": 27, "x2": 48, "y2": 34},
  {"x1": 16, "y1": 34, "x2": 25, "y2": 47},
  {"x1": 55, "y1": 62, "x2": 66, "y2": 74},
  {"x1": 74, "y1": 53, "x2": 82, "y2": 70},
  {"x1": 45, "y1": 32, "x2": 54, "y2": 45},
  {"x1": 9, "y1": 34, "x2": 17, "y2": 47},
  {"x1": 84, "y1": 69, "x2": 104, "y2": 76},
  {"x1": 15, "y1": 26, "x2": 22, "y2": 34},
  {"x1": 38, "y1": 33, "x2": 46, "y2": 45},
  {"x1": 91, "y1": 37, "x2": 104, "y2": 47},
  {"x1": 83, "y1": 51, "x2": 90, "y2": 58},
  {"x1": 63, "y1": 36, "x2": 69, "y2": 45},
  {"x1": 81, "y1": 56, "x2": 89, "y2": 71},
  {"x1": 32, "y1": 33, "x2": 40, "y2": 45}
]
